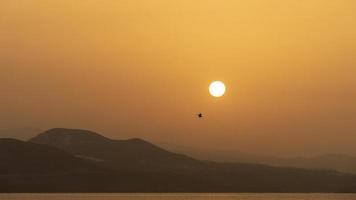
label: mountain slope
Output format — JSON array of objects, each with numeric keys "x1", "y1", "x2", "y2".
[
  {"x1": 29, "y1": 128, "x2": 200, "y2": 170},
  {"x1": 0, "y1": 138, "x2": 122, "y2": 192},
  {"x1": 0, "y1": 138, "x2": 100, "y2": 174}
]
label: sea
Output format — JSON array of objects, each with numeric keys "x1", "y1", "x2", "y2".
[{"x1": 0, "y1": 194, "x2": 356, "y2": 200}]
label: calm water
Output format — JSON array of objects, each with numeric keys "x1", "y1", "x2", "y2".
[{"x1": 1, "y1": 194, "x2": 356, "y2": 200}]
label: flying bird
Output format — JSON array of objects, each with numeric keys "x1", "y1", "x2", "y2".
[{"x1": 197, "y1": 113, "x2": 203, "y2": 118}]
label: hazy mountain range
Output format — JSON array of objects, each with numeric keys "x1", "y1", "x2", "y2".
[
  {"x1": 162, "y1": 144, "x2": 356, "y2": 175},
  {"x1": 1, "y1": 128, "x2": 356, "y2": 192}
]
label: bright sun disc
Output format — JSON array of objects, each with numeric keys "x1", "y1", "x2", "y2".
[{"x1": 209, "y1": 81, "x2": 226, "y2": 97}]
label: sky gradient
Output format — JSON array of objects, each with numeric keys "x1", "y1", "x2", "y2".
[{"x1": 1, "y1": 0, "x2": 356, "y2": 156}]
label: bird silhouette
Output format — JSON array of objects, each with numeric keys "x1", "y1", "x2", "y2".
[{"x1": 197, "y1": 113, "x2": 203, "y2": 118}]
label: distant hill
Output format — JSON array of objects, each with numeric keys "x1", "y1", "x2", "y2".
[
  {"x1": 1, "y1": 128, "x2": 356, "y2": 192},
  {"x1": 255, "y1": 154, "x2": 356, "y2": 175},
  {"x1": 161, "y1": 144, "x2": 356, "y2": 174}
]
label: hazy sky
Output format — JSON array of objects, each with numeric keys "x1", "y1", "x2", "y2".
[{"x1": 1, "y1": 0, "x2": 356, "y2": 157}]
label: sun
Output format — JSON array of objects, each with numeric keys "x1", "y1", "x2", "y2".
[{"x1": 209, "y1": 81, "x2": 226, "y2": 97}]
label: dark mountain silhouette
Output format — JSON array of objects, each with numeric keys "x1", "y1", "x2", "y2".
[
  {"x1": 0, "y1": 138, "x2": 98, "y2": 174},
  {"x1": 29, "y1": 128, "x2": 200, "y2": 170},
  {"x1": 1, "y1": 128, "x2": 356, "y2": 192},
  {"x1": 0, "y1": 138, "x2": 115, "y2": 192}
]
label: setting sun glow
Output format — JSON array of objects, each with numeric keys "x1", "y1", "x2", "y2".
[{"x1": 209, "y1": 81, "x2": 226, "y2": 97}]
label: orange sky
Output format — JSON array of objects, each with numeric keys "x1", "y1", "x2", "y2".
[{"x1": 1, "y1": 0, "x2": 356, "y2": 156}]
